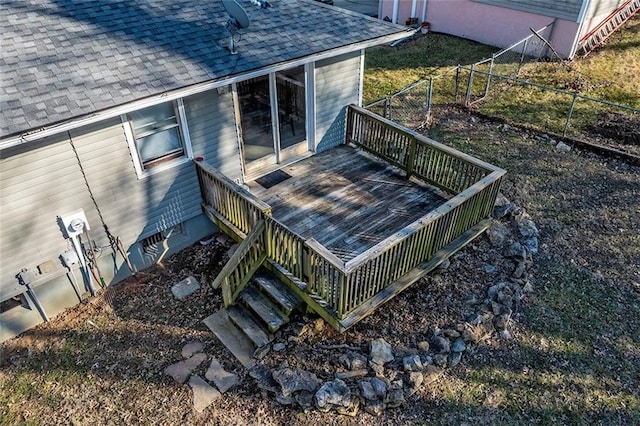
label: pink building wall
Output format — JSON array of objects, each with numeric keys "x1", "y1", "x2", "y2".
[{"x1": 379, "y1": 0, "x2": 581, "y2": 58}]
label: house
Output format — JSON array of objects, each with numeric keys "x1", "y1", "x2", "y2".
[
  {"x1": 378, "y1": 0, "x2": 639, "y2": 58},
  {"x1": 0, "y1": 0, "x2": 411, "y2": 341}
]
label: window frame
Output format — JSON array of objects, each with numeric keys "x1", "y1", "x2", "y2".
[{"x1": 122, "y1": 99, "x2": 193, "y2": 179}]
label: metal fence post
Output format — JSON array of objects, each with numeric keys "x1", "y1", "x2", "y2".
[
  {"x1": 425, "y1": 76, "x2": 434, "y2": 122},
  {"x1": 484, "y1": 56, "x2": 495, "y2": 99},
  {"x1": 383, "y1": 98, "x2": 389, "y2": 118},
  {"x1": 465, "y1": 64, "x2": 476, "y2": 106},
  {"x1": 563, "y1": 93, "x2": 578, "y2": 137},
  {"x1": 517, "y1": 38, "x2": 529, "y2": 76},
  {"x1": 454, "y1": 65, "x2": 461, "y2": 103}
]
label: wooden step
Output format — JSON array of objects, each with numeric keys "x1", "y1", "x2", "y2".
[
  {"x1": 203, "y1": 309, "x2": 256, "y2": 369},
  {"x1": 227, "y1": 304, "x2": 273, "y2": 348},
  {"x1": 252, "y1": 272, "x2": 303, "y2": 315},
  {"x1": 240, "y1": 287, "x2": 289, "y2": 333}
]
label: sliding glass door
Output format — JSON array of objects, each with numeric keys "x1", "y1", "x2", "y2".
[{"x1": 236, "y1": 65, "x2": 308, "y2": 178}]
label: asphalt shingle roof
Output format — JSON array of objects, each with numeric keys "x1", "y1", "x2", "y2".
[{"x1": 1, "y1": 0, "x2": 405, "y2": 140}]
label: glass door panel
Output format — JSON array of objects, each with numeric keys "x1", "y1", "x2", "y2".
[
  {"x1": 276, "y1": 66, "x2": 306, "y2": 151},
  {"x1": 237, "y1": 75, "x2": 275, "y2": 163}
]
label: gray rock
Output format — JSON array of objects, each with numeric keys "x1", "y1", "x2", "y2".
[
  {"x1": 451, "y1": 338, "x2": 466, "y2": 353},
  {"x1": 556, "y1": 141, "x2": 571, "y2": 151},
  {"x1": 494, "y1": 193, "x2": 510, "y2": 207},
  {"x1": 253, "y1": 344, "x2": 271, "y2": 360},
  {"x1": 417, "y1": 341, "x2": 430, "y2": 352},
  {"x1": 181, "y1": 341, "x2": 204, "y2": 358},
  {"x1": 336, "y1": 397, "x2": 360, "y2": 417},
  {"x1": 430, "y1": 336, "x2": 451, "y2": 354},
  {"x1": 442, "y1": 329, "x2": 461, "y2": 338},
  {"x1": 164, "y1": 353, "x2": 207, "y2": 384},
  {"x1": 433, "y1": 354, "x2": 448, "y2": 367},
  {"x1": 486, "y1": 222, "x2": 509, "y2": 246},
  {"x1": 272, "y1": 368, "x2": 320, "y2": 398},
  {"x1": 205, "y1": 357, "x2": 239, "y2": 393},
  {"x1": 461, "y1": 328, "x2": 477, "y2": 343},
  {"x1": 384, "y1": 388, "x2": 405, "y2": 408},
  {"x1": 513, "y1": 261, "x2": 527, "y2": 278},
  {"x1": 171, "y1": 276, "x2": 200, "y2": 300},
  {"x1": 419, "y1": 355, "x2": 433, "y2": 366},
  {"x1": 370, "y1": 338, "x2": 394, "y2": 366},
  {"x1": 523, "y1": 237, "x2": 539, "y2": 255},
  {"x1": 275, "y1": 391, "x2": 295, "y2": 405},
  {"x1": 364, "y1": 401, "x2": 386, "y2": 416},
  {"x1": 272, "y1": 342, "x2": 286, "y2": 352},
  {"x1": 436, "y1": 259, "x2": 451, "y2": 271},
  {"x1": 450, "y1": 351, "x2": 462, "y2": 367},
  {"x1": 466, "y1": 312, "x2": 484, "y2": 326},
  {"x1": 500, "y1": 329, "x2": 513, "y2": 340},
  {"x1": 249, "y1": 364, "x2": 279, "y2": 393},
  {"x1": 335, "y1": 369, "x2": 368, "y2": 380},
  {"x1": 494, "y1": 313, "x2": 511, "y2": 330},
  {"x1": 315, "y1": 379, "x2": 351, "y2": 408},
  {"x1": 358, "y1": 379, "x2": 379, "y2": 401},
  {"x1": 505, "y1": 242, "x2": 527, "y2": 261},
  {"x1": 339, "y1": 351, "x2": 368, "y2": 371},
  {"x1": 403, "y1": 355, "x2": 423, "y2": 372},
  {"x1": 406, "y1": 371, "x2": 423, "y2": 396},
  {"x1": 189, "y1": 375, "x2": 221, "y2": 413},
  {"x1": 494, "y1": 203, "x2": 515, "y2": 219},
  {"x1": 370, "y1": 377, "x2": 388, "y2": 398},
  {"x1": 484, "y1": 264, "x2": 498, "y2": 274},
  {"x1": 487, "y1": 282, "x2": 507, "y2": 300},
  {"x1": 295, "y1": 390, "x2": 315, "y2": 412},
  {"x1": 518, "y1": 218, "x2": 539, "y2": 238}
]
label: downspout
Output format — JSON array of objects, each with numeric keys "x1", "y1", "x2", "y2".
[
  {"x1": 392, "y1": 0, "x2": 399, "y2": 24},
  {"x1": 421, "y1": 0, "x2": 428, "y2": 23},
  {"x1": 570, "y1": 0, "x2": 592, "y2": 59},
  {"x1": 411, "y1": 0, "x2": 417, "y2": 19}
]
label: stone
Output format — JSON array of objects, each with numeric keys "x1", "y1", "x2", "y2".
[
  {"x1": 523, "y1": 237, "x2": 539, "y2": 255},
  {"x1": 430, "y1": 336, "x2": 451, "y2": 354},
  {"x1": 181, "y1": 341, "x2": 204, "y2": 358},
  {"x1": 451, "y1": 338, "x2": 466, "y2": 353},
  {"x1": 370, "y1": 377, "x2": 388, "y2": 398},
  {"x1": 505, "y1": 242, "x2": 527, "y2": 261},
  {"x1": 275, "y1": 391, "x2": 295, "y2": 405},
  {"x1": 450, "y1": 351, "x2": 462, "y2": 367},
  {"x1": 358, "y1": 379, "x2": 379, "y2": 401},
  {"x1": 466, "y1": 312, "x2": 484, "y2": 326},
  {"x1": 433, "y1": 354, "x2": 448, "y2": 367},
  {"x1": 487, "y1": 282, "x2": 508, "y2": 300},
  {"x1": 417, "y1": 341, "x2": 430, "y2": 352},
  {"x1": 315, "y1": 379, "x2": 351, "y2": 408},
  {"x1": 442, "y1": 329, "x2": 461, "y2": 338},
  {"x1": 500, "y1": 329, "x2": 513, "y2": 340},
  {"x1": 556, "y1": 141, "x2": 571, "y2": 151},
  {"x1": 164, "y1": 353, "x2": 207, "y2": 384},
  {"x1": 189, "y1": 375, "x2": 221, "y2": 413},
  {"x1": 406, "y1": 371, "x2": 423, "y2": 396},
  {"x1": 336, "y1": 397, "x2": 360, "y2": 417},
  {"x1": 384, "y1": 389, "x2": 405, "y2": 408},
  {"x1": 513, "y1": 261, "x2": 527, "y2": 278},
  {"x1": 484, "y1": 264, "x2": 498, "y2": 274},
  {"x1": 295, "y1": 391, "x2": 315, "y2": 412},
  {"x1": 423, "y1": 365, "x2": 444, "y2": 386},
  {"x1": 273, "y1": 342, "x2": 286, "y2": 352},
  {"x1": 272, "y1": 368, "x2": 320, "y2": 398},
  {"x1": 171, "y1": 276, "x2": 200, "y2": 300},
  {"x1": 523, "y1": 282, "x2": 534, "y2": 293},
  {"x1": 518, "y1": 218, "x2": 539, "y2": 238},
  {"x1": 494, "y1": 193, "x2": 510, "y2": 207},
  {"x1": 364, "y1": 401, "x2": 386, "y2": 416},
  {"x1": 205, "y1": 357, "x2": 239, "y2": 393},
  {"x1": 370, "y1": 338, "x2": 394, "y2": 366},
  {"x1": 419, "y1": 355, "x2": 433, "y2": 366},
  {"x1": 339, "y1": 351, "x2": 368, "y2": 371},
  {"x1": 494, "y1": 203, "x2": 515, "y2": 219},
  {"x1": 486, "y1": 222, "x2": 509, "y2": 246},
  {"x1": 253, "y1": 344, "x2": 271, "y2": 360},
  {"x1": 336, "y1": 369, "x2": 368, "y2": 380},
  {"x1": 403, "y1": 355, "x2": 423, "y2": 372},
  {"x1": 249, "y1": 364, "x2": 279, "y2": 393},
  {"x1": 436, "y1": 259, "x2": 451, "y2": 271}
]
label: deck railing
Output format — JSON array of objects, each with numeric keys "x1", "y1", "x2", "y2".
[{"x1": 196, "y1": 106, "x2": 504, "y2": 323}]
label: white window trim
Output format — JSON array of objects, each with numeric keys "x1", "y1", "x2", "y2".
[{"x1": 122, "y1": 99, "x2": 194, "y2": 179}]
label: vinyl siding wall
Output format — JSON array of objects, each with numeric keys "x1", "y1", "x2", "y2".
[{"x1": 315, "y1": 51, "x2": 362, "y2": 152}]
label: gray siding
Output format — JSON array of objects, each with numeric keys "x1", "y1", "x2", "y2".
[
  {"x1": 315, "y1": 51, "x2": 362, "y2": 152},
  {"x1": 0, "y1": 133, "x2": 96, "y2": 300},
  {"x1": 475, "y1": 0, "x2": 584, "y2": 20},
  {"x1": 184, "y1": 88, "x2": 243, "y2": 181},
  {"x1": 584, "y1": 0, "x2": 626, "y2": 21}
]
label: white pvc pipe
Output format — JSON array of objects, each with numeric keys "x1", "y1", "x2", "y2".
[
  {"x1": 421, "y1": 0, "x2": 428, "y2": 23},
  {"x1": 392, "y1": 0, "x2": 399, "y2": 24},
  {"x1": 411, "y1": 0, "x2": 417, "y2": 18}
]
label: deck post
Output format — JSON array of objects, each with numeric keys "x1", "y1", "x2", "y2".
[
  {"x1": 346, "y1": 105, "x2": 355, "y2": 145},
  {"x1": 406, "y1": 135, "x2": 417, "y2": 178}
]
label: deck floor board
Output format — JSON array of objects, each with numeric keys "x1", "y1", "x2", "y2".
[{"x1": 246, "y1": 145, "x2": 446, "y2": 262}]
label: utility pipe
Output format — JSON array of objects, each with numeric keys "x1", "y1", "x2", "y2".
[{"x1": 392, "y1": 0, "x2": 399, "y2": 24}]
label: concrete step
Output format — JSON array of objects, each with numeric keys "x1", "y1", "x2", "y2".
[
  {"x1": 203, "y1": 309, "x2": 256, "y2": 369},
  {"x1": 252, "y1": 272, "x2": 303, "y2": 316},
  {"x1": 227, "y1": 304, "x2": 273, "y2": 348},
  {"x1": 240, "y1": 286, "x2": 289, "y2": 333}
]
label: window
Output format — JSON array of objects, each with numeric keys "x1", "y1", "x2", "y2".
[
  {"x1": 129, "y1": 102, "x2": 183, "y2": 167},
  {"x1": 123, "y1": 100, "x2": 193, "y2": 177}
]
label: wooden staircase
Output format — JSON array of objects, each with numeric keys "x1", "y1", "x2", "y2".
[
  {"x1": 578, "y1": 0, "x2": 639, "y2": 57},
  {"x1": 204, "y1": 269, "x2": 303, "y2": 368}
]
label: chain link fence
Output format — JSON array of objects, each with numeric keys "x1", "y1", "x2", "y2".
[{"x1": 366, "y1": 24, "x2": 640, "y2": 156}]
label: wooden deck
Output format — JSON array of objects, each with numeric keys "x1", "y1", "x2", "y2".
[{"x1": 246, "y1": 146, "x2": 446, "y2": 262}]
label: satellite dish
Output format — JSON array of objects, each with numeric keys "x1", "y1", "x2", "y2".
[{"x1": 222, "y1": 0, "x2": 250, "y2": 54}]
